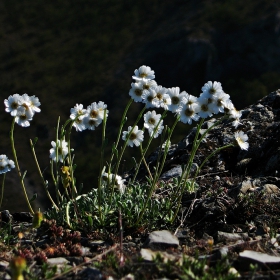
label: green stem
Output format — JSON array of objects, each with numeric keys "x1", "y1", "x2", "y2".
[
  {"x1": 107, "y1": 99, "x2": 133, "y2": 174},
  {"x1": 139, "y1": 145, "x2": 153, "y2": 181},
  {"x1": 153, "y1": 115, "x2": 180, "y2": 184},
  {"x1": 10, "y1": 118, "x2": 34, "y2": 214},
  {"x1": 67, "y1": 121, "x2": 77, "y2": 197},
  {"x1": 131, "y1": 111, "x2": 167, "y2": 183},
  {"x1": 0, "y1": 174, "x2": 6, "y2": 208},
  {"x1": 135, "y1": 115, "x2": 180, "y2": 226},
  {"x1": 50, "y1": 160, "x2": 62, "y2": 205},
  {"x1": 54, "y1": 117, "x2": 62, "y2": 205},
  {"x1": 97, "y1": 109, "x2": 107, "y2": 225},
  {"x1": 29, "y1": 139, "x2": 59, "y2": 211},
  {"x1": 109, "y1": 104, "x2": 146, "y2": 204}
]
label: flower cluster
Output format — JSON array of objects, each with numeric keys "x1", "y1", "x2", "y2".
[
  {"x1": 0, "y1": 155, "x2": 15, "y2": 174},
  {"x1": 101, "y1": 170, "x2": 125, "y2": 194},
  {"x1": 4, "y1": 93, "x2": 41, "y2": 127},
  {"x1": 125, "y1": 65, "x2": 249, "y2": 150},
  {"x1": 70, "y1": 101, "x2": 108, "y2": 132}
]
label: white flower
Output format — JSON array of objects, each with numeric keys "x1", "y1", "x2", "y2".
[
  {"x1": 4, "y1": 93, "x2": 40, "y2": 123},
  {"x1": 160, "y1": 93, "x2": 171, "y2": 110},
  {"x1": 0, "y1": 155, "x2": 8, "y2": 174},
  {"x1": 14, "y1": 107, "x2": 33, "y2": 127},
  {"x1": 101, "y1": 172, "x2": 126, "y2": 194},
  {"x1": 148, "y1": 120, "x2": 164, "y2": 138},
  {"x1": 4, "y1": 94, "x2": 23, "y2": 116},
  {"x1": 229, "y1": 109, "x2": 242, "y2": 128},
  {"x1": 182, "y1": 94, "x2": 198, "y2": 106},
  {"x1": 211, "y1": 92, "x2": 231, "y2": 114},
  {"x1": 20, "y1": 93, "x2": 34, "y2": 118},
  {"x1": 49, "y1": 139, "x2": 69, "y2": 163},
  {"x1": 142, "y1": 89, "x2": 160, "y2": 108},
  {"x1": 197, "y1": 97, "x2": 214, "y2": 118},
  {"x1": 29, "y1": 95, "x2": 41, "y2": 114},
  {"x1": 143, "y1": 111, "x2": 162, "y2": 129},
  {"x1": 153, "y1": 85, "x2": 167, "y2": 102},
  {"x1": 122, "y1": 125, "x2": 144, "y2": 147},
  {"x1": 129, "y1": 82, "x2": 144, "y2": 102},
  {"x1": 70, "y1": 104, "x2": 87, "y2": 131},
  {"x1": 139, "y1": 79, "x2": 157, "y2": 96},
  {"x1": 132, "y1": 65, "x2": 155, "y2": 81},
  {"x1": 6, "y1": 159, "x2": 15, "y2": 171},
  {"x1": 177, "y1": 103, "x2": 200, "y2": 124},
  {"x1": 0, "y1": 155, "x2": 15, "y2": 174},
  {"x1": 70, "y1": 104, "x2": 86, "y2": 120},
  {"x1": 234, "y1": 131, "x2": 249, "y2": 150},
  {"x1": 201, "y1": 81, "x2": 224, "y2": 97},
  {"x1": 83, "y1": 115, "x2": 102, "y2": 130},
  {"x1": 73, "y1": 116, "x2": 87, "y2": 131},
  {"x1": 86, "y1": 101, "x2": 108, "y2": 121},
  {"x1": 167, "y1": 87, "x2": 188, "y2": 113},
  {"x1": 228, "y1": 107, "x2": 242, "y2": 119}
]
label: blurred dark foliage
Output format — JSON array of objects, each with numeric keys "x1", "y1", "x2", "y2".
[{"x1": 0, "y1": 0, "x2": 279, "y2": 211}]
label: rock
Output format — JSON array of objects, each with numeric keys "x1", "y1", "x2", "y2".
[
  {"x1": 121, "y1": 273, "x2": 135, "y2": 280},
  {"x1": 143, "y1": 230, "x2": 179, "y2": 250},
  {"x1": 12, "y1": 212, "x2": 33, "y2": 222},
  {"x1": 88, "y1": 240, "x2": 106, "y2": 249},
  {"x1": 140, "y1": 248, "x2": 182, "y2": 263},
  {"x1": 262, "y1": 184, "x2": 280, "y2": 194},
  {"x1": 0, "y1": 260, "x2": 9, "y2": 271},
  {"x1": 47, "y1": 257, "x2": 69, "y2": 265},
  {"x1": 238, "y1": 250, "x2": 280, "y2": 271},
  {"x1": 77, "y1": 267, "x2": 102, "y2": 280},
  {"x1": 0, "y1": 210, "x2": 13, "y2": 223},
  {"x1": 160, "y1": 165, "x2": 182, "y2": 180},
  {"x1": 216, "y1": 231, "x2": 249, "y2": 243}
]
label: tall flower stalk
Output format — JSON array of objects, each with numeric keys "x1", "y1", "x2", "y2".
[{"x1": 10, "y1": 118, "x2": 34, "y2": 214}]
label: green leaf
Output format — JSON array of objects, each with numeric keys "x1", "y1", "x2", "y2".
[{"x1": 29, "y1": 193, "x2": 37, "y2": 202}]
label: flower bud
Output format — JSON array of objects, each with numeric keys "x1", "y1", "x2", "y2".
[
  {"x1": 32, "y1": 211, "x2": 43, "y2": 228},
  {"x1": 10, "y1": 256, "x2": 26, "y2": 280}
]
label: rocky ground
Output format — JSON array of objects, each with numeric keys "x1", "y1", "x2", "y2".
[{"x1": 0, "y1": 90, "x2": 280, "y2": 279}]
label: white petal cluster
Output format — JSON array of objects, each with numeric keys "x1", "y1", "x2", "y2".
[
  {"x1": 234, "y1": 131, "x2": 249, "y2": 150},
  {"x1": 132, "y1": 65, "x2": 155, "y2": 81},
  {"x1": 4, "y1": 93, "x2": 41, "y2": 127},
  {"x1": 144, "y1": 110, "x2": 164, "y2": 138},
  {"x1": 0, "y1": 155, "x2": 15, "y2": 174},
  {"x1": 101, "y1": 171, "x2": 125, "y2": 194},
  {"x1": 127, "y1": 66, "x2": 248, "y2": 150},
  {"x1": 49, "y1": 140, "x2": 69, "y2": 163},
  {"x1": 69, "y1": 101, "x2": 108, "y2": 132},
  {"x1": 122, "y1": 126, "x2": 144, "y2": 147}
]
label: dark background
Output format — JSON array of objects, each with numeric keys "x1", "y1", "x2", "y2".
[{"x1": 0, "y1": 0, "x2": 279, "y2": 212}]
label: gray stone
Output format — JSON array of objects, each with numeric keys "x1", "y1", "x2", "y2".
[
  {"x1": 143, "y1": 230, "x2": 179, "y2": 249},
  {"x1": 160, "y1": 165, "x2": 182, "y2": 180},
  {"x1": 78, "y1": 267, "x2": 102, "y2": 280},
  {"x1": 262, "y1": 184, "x2": 280, "y2": 194},
  {"x1": 140, "y1": 248, "x2": 181, "y2": 263},
  {"x1": 0, "y1": 260, "x2": 9, "y2": 271},
  {"x1": 238, "y1": 250, "x2": 280, "y2": 271},
  {"x1": 47, "y1": 257, "x2": 69, "y2": 265},
  {"x1": 216, "y1": 231, "x2": 248, "y2": 243},
  {"x1": 88, "y1": 240, "x2": 106, "y2": 248}
]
